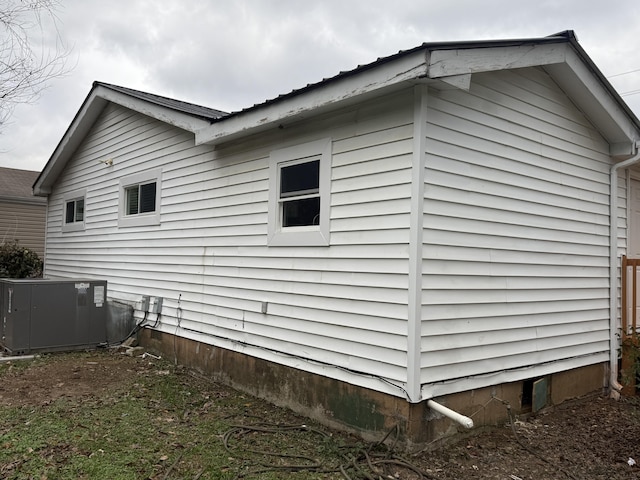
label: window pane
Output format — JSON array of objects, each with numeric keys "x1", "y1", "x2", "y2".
[
  {"x1": 75, "y1": 199, "x2": 84, "y2": 222},
  {"x1": 126, "y1": 186, "x2": 139, "y2": 215},
  {"x1": 280, "y1": 160, "x2": 319, "y2": 197},
  {"x1": 139, "y1": 182, "x2": 156, "y2": 213},
  {"x1": 282, "y1": 197, "x2": 320, "y2": 227},
  {"x1": 65, "y1": 201, "x2": 75, "y2": 224}
]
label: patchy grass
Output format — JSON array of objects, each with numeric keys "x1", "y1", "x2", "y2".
[
  {"x1": 0, "y1": 351, "x2": 416, "y2": 480},
  {"x1": 2, "y1": 350, "x2": 638, "y2": 479}
]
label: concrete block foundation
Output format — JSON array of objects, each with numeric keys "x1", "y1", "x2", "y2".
[{"x1": 139, "y1": 329, "x2": 607, "y2": 447}]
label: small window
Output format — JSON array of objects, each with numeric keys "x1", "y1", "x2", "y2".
[
  {"x1": 280, "y1": 159, "x2": 320, "y2": 227},
  {"x1": 125, "y1": 181, "x2": 157, "y2": 215},
  {"x1": 65, "y1": 198, "x2": 84, "y2": 224},
  {"x1": 268, "y1": 138, "x2": 331, "y2": 246},
  {"x1": 62, "y1": 189, "x2": 86, "y2": 232},
  {"x1": 118, "y1": 169, "x2": 162, "y2": 227}
]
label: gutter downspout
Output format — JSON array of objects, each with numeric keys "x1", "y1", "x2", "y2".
[
  {"x1": 610, "y1": 141, "x2": 640, "y2": 398},
  {"x1": 427, "y1": 399, "x2": 474, "y2": 429}
]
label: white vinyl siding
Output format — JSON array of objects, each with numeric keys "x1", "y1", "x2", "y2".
[
  {"x1": 420, "y1": 67, "x2": 613, "y2": 395},
  {"x1": 43, "y1": 66, "x2": 622, "y2": 402},
  {"x1": 44, "y1": 91, "x2": 415, "y2": 396}
]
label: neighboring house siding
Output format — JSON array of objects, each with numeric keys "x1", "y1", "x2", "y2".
[
  {"x1": 421, "y1": 67, "x2": 612, "y2": 395},
  {"x1": 45, "y1": 90, "x2": 416, "y2": 395},
  {"x1": 0, "y1": 200, "x2": 46, "y2": 257}
]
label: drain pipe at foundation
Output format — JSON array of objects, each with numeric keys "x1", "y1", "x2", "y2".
[
  {"x1": 427, "y1": 399, "x2": 474, "y2": 429},
  {"x1": 610, "y1": 141, "x2": 640, "y2": 398}
]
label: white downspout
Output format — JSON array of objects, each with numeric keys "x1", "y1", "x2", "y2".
[
  {"x1": 427, "y1": 399, "x2": 474, "y2": 429},
  {"x1": 610, "y1": 141, "x2": 640, "y2": 397}
]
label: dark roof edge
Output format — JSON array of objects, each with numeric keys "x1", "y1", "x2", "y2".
[
  {"x1": 94, "y1": 81, "x2": 228, "y2": 121},
  {"x1": 211, "y1": 30, "x2": 582, "y2": 123},
  {"x1": 558, "y1": 32, "x2": 640, "y2": 130}
]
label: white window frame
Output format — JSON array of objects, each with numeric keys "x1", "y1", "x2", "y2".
[
  {"x1": 118, "y1": 169, "x2": 162, "y2": 227},
  {"x1": 268, "y1": 138, "x2": 331, "y2": 246},
  {"x1": 62, "y1": 189, "x2": 86, "y2": 232}
]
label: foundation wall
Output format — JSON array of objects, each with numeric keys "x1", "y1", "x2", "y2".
[{"x1": 139, "y1": 329, "x2": 607, "y2": 447}]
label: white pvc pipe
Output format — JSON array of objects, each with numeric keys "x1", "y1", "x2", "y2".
[
  {"x1": 610, "y1": 143, "x2": 640, "y2": 396},
  {"x1": 0, "y1": 355, "x2": 35, "y2": 363},
  {"x1": 427, "y1": 399, "x2": 474, "y2": 429}
]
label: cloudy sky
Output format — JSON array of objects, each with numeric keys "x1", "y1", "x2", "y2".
[{"x1": 2, "y1": 0, "x2": 640, "y2": 172}]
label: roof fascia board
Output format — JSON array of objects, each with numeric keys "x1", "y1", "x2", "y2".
[
  {"x1": 97, "y1": 87, "x2": 212, "y2": 133},
  {"x1": 427, "y1": 42, "x2": 568, "y2": 78},
  {"x1": 547, "y1": 47, "x2": 639, "y2": 154},
  {"x1": 195, "y1": 49, "x2": 429, "y2": 146},
  {"x1": 33, "y1": 89, "x2": 108, "y2": 195}
]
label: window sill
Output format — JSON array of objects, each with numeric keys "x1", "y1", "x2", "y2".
[
  {"x1": 118, "y1": 213, "x2": 160, "y2": 228},
  {"x1": 268, "y1": 228, "x2": 329, "y2": 246},
  {"x1": 61, "y1": 222, "x2": 85, "y2": 233}
]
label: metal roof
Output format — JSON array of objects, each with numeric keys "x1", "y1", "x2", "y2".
[
  {"x1": 33, "y1": 30, "x2": 640, "y2": 195},
  {"x1": 89, "y1": 31, "x2": 639, "y2": 133},
  {"x1": 215, "y1": 30, "x2": 624, "y2": 121},
  {"x1": 94, "y1": 82, "x2": 228, "y2": 121}
]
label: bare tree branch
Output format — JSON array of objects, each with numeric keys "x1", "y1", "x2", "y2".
[{"x1": 0, "y1": 0, "x2": 71, "y2": 126}]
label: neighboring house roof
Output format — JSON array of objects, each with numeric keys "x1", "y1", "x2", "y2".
[
  {"x1": 33, "y1": 30, "x2": 640, "y2": 195},
  {"x1": 0, "y1": 167, "x2": 46, "y2": 204}
]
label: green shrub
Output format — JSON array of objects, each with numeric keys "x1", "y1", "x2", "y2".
[{"x1": 0, "y1": 241, "x2": 43, "y2": 278}]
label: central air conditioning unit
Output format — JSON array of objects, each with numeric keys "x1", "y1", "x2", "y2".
[{"x1": 0, "y1": 278, "x2": 108, "y2": 355}]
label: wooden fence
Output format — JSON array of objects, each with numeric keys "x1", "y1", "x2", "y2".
[{"x1": 621, "y1": 255, "x2": 640, "y2": 394}]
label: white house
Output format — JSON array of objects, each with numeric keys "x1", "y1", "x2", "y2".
[{"x1": 33, "y1": 31, "x2": 640, "y2": 444}]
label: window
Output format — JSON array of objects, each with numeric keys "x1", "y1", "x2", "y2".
[
  {"x1": 280, "y1": 159, "x2": 320, "y2": 227},
  {"x1": 65, "y1": 198, "x2": 84, "y2": 224},
  {"x1": 125, "y1": 182, "x2": 157, "y2": 215},
  {"x1": 268, "y1": 138, "x2": 331, "y2": 246},
  {"x1": 118, "y1": 169, "x2": 162, "y2": 227},
  {"x1": 62, "y1": 190, "x2": 86, "y2": 232}
]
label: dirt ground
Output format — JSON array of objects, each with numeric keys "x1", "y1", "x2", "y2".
[
  {"x1": 0, "y1": 351, "x2": 638, "y2": 480},
  {"x1": 417, "y1": 394, "x2": 640, "y2": 480}
]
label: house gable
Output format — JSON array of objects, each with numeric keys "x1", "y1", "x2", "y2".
[
  {"x1": 420, "y1": 66, "x2": 614, "y2": 397},
  {"x1": 33, "y1": 83, "x2": 225, "y2": 196}
]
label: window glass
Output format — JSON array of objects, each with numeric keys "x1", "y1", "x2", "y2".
[
  {"x1": 280, "y1": 160, "x2": 320, "y2": 197},
  {"x1": 125, "y1": 186, "x2": 139, "y2": 215},
  {"x1": 282, "y1": 197, "x2": 321, "y2": 227},
  {"x1": 75, "y1": 199, "x2": 84, "y2": 222},
  {"x1": 65, "y1": 199, "x2": 84, "y2": 224},
  {"x1": 279, "y1": 159, "x2": 320, "y2": 227},
  {"x1": 65, "y1": 201, "x2": 75, "y2": 224},
  {"x1": 125, "y1": 182, "x2": 156, "y2": 216},
  {"x1": 140, "y1": 182, "x2": 156, "y2": 213}
]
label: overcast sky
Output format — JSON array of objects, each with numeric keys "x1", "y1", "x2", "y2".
[{"x1": 2, "y1": 0, "x2": 640, "y2": 172}]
